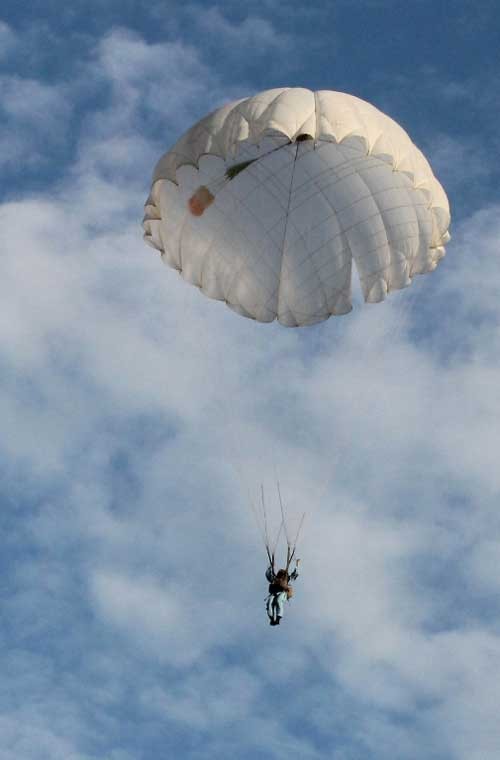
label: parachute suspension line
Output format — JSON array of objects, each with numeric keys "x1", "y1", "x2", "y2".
[
  {"x1": 277, "y1": 479, "x2": 304, "y2": 574},
  {"x1": 293, "y1": 512, "x2": 306, "y2": 550},
  {"x1": 248, "y1": 489, "x2": 268, "y2": 556},
  {"x1": 271, "y1": 518, "x2": 284, "y2": 560},
  {"x1": 277, "y1": 477, "x2": 294, "y2": 571},
  {"x1": 260, "y1": 484, "x2": 275, "y2": 572},
  {"x1": 269, "y1": 140, "x2": 301, "y2": 319},
  {"x1": 278, "y1": 141, "x2": 300, "y2": 262},
  {"x1": 287, "y1": 512, "x2": 306, "y2": 571},
  {"x1": 233, "y1": 464, "x2": 280, "y2": 576},
  {"x1": 279, "y1": 502, "x2": 291, "y2": 570},
  {"x1": 276, "y1": 479, "x2": 292, "y2": 549},
  {"x1": 276, "y1": 476, "x2": 307, "y2": 573},
  {"x1": 261, "y1": 484, "x2": 270, "y2": 549}
]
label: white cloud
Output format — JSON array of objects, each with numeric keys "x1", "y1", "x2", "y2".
[
  {"x1": 140, "y1": 665, "x2": 259, "y2": 728},
  {"x1": 193, "y1": 6, "x2": 291, "y2": 52},
  {"x1": 0, "y1": 76, "x2": 71, "y2": 172},
  {"x1": 88, "y1": 28, "x2": 231, "y2": 142},
  {"x1": 427, "y1": 133, "x2": 493, "y2": 195},
  {"x1": 89, "y1": 570, "x2": 194, "y2": 662},
  {"x1": 467, "y1": 539, "x2": 500, "y2": 595},
  {"x1": 2, "y1": 23, "x2": 500, "y2": 760},
  {"x1": 0, "y1": 20, "x2": 17, "y2": 59},
  {"x1": 3, "y1": 179, "x2": 499, "y2": 757},
  {"x1": 0, "y1": 77, "x2": 66, "y2": 122}
]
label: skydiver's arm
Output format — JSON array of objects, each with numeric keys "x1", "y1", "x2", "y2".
[
  {"x1": 289, "y1": 560, "x2": 300, "y2": 581},
  {"x1": 265, "y1": 566, "x2": 274, "y2": 583}
]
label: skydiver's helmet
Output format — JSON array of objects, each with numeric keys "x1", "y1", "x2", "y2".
[{"x1": 276, "y1": 569, "x2": 288, "y2": 581}]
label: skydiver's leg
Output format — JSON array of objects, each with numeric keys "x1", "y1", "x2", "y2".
[
  {"x1": 266, "y1": 595, "x2": 275, "y2": 622},
  {"x1": 276, "y1": 592, "x2": 286, "y2": 619}
]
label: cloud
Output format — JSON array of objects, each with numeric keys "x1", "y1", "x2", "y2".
[
  {"x1": 0, "y1": 20, "x2": 17, "y2": 58},
  {"x1": 192, "y1": 6, "x2": 291, "y2": 52},
  {"x1": 88, "y1": 28, "x2": 231, "y2": 141},
  {"x1": 426, "y1": 133, "x2": 495, "y2": 200},
  {"x1": 0, "y1": 25, "x2": 235, "y2": 198},
  {"x1": 89, "y1": 568, "x2": 235, "y2": 666},
  {"x1": 2, "y1": 22, "x2": 500, "y2": 760},
  {"x1": 3, "y1": 174, "x2": 500, "y2": 757},
  {"x1": 140, "y1": 664, "x2": 259, "y2": 729},
  {"x1": 0, "y1": 76, "x2": 71, "y2": 173}
]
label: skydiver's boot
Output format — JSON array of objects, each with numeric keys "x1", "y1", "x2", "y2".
[{"x1": 276, "y1": 616, "x2": 281, "y2": 625}]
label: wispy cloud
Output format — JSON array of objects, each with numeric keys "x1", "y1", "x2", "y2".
[
  {"x1": 2, "y1": 15, "x2": 500, "y2": 760},
  {"x1": 0, "y1": 76, "x2": 71, "y2": 174},
  {"x1": 0, "y1": 20, "x2": 17, "y2": 58},
  {"x1": 191, "y1": 6, "x2": 292, "y2": 52}
]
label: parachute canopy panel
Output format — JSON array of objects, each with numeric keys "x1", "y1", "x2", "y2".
[{"x1": 144, "y1": 88, "x2": 451, "y2": 327}]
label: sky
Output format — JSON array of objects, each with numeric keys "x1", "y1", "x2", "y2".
[{"x1": 1, "y1": 2, "x2": 500, "y2": 758}]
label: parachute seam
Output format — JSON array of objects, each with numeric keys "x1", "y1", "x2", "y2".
[
  {"x1": 176, "y1": 204, "x2": 194, "y2": 274},
  {"x1": 277, "y1": 147, "x2": 339, "y2": 317},
  {"x1": 353, "y1": 166, "x2": 431, "y2": 295},
  {"x1": 314, "y1": 91, "x2": 319, "y2": 140},
  {"x1": 217, "y1": 142, "x2": 298, "y2": 320},
  {"x1": 398, "y1": 181, "x2": 425, "y2": 275},
  {"x1": 280, "y1": 217, "x2": 333, "y2": 318},
  {"x1": 349, "y1": 100, "x2": 372, "y2": 153},
  {"x1": 223, "y1": 147, "x2": 300, "y2": 308},
  {"x1": 285, "y1": 257, "x2": 352, "y2": 318},
  {"x1": 266, "y1": 145, "x2": 428, "y2": 318},
  {"x1": 404, "y1": 184, "x2": 435, "y2": 275},
  {"x1": 185, "y1": 148, "x2": 291, "y2": 306},
  {"x1": 273, "y1": 176, "x2": 427, "y2": 271},
  {"x1": 354, "y1": 168, "x2": 395, "y2": 295},
  {"x1": 276, "y1": 142, "x2": 301, "y2": 326},
  {"x1": 287, "y1": 155, "x2": 388, "y2": 216},
  {"x1": 252, "y1": 89, "x2": 297, "y2": 139}
]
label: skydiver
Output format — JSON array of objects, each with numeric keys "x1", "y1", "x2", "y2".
[{"x1": 266, "y1": 559, "x2": 300, "y2": 626}]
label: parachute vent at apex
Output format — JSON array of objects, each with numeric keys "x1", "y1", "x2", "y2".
[{"x1": 143, "y1": 87, "x2": 451, "y2": 327}]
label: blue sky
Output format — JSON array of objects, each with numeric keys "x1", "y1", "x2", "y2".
[{"x1": 1, "y1": 2, "x2": 500, "y2": 759}]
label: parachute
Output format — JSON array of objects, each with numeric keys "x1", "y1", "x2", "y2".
[{"x1": 143, "y1": 88, "x2": 450, "y2": 327}]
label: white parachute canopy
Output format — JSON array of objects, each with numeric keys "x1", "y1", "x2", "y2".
[{"x1": 143, "y1": 88, "x2": 450, "y2": 327}]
